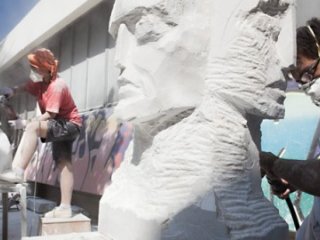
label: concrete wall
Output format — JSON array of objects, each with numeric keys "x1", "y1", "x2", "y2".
[
  {"x1": 0, "y1": 0, "x2": 128, "y2": 195},
  {"x1": 296, "y1": 0, "x2": 320, "y2": 27},
  {"x1": 0, "y1": 0, "x2": 118, "y2": 118},
  {"x1": 0, "y1": 0, "x2": 104, "y2": 74},
  {"x1": 47, "y1": 0, "x2": 118, "y2": 112}
]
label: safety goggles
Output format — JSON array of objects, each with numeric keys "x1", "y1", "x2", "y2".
[
  {"x1": 281, "y1": 59, "x2": 320, "y2": 85},
  {"x1": 298, "y1": 58, "x2": 320, "y2": 84},
  {"x1": 282, "y1": 25, "x2": 320, "y2": 85}
]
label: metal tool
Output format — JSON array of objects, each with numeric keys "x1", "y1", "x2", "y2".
[{"x1": 277, "y1": 148, "x2": 300, "y2": 230}]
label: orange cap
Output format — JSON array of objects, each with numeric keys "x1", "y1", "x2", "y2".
[{"x1": 27, "y1": 48, "x2": 59, "y2": 80}]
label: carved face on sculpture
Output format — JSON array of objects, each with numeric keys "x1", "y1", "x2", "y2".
[
  {"x1": 208, "y1": 0, "x2": 294, "y2": 119},
  {"x1": 110, "y1": 0, "x2": 212, "y2": 122}
]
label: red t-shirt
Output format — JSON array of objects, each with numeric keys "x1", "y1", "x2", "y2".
[{"x1": 25, "y1": 78, "x2": 82, "y2": 126}]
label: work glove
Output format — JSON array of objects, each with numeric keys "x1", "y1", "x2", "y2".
[
  {"x1": 8, "y1": 119, "x2": 27, "y2": 130},
  {"x1": 260, "y1": 151, "x2": 296, "y2": 199},
  {"x1": 0, "y1": 87, "x2": 14, "y2": 98},
  {"x1": 260, "y1": 151, "x2": 278, "y2": 175},
  {"x1": 266, "y1": 174, "x2": 295, "y2": 199}
]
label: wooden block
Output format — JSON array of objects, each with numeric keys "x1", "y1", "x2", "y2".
[
  {"x1": 40, "y1": 213, "x2": 91, "y2": 236},
  {"x1": 22, "y1": 232, "x2": 110, "y2": 240},
  {"x1": 289, "y1": 231, "x2": 296, "y2": 240}
]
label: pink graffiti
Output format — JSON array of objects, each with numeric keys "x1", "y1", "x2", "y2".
[{"x1": 25, "y1": 109, "x2": 133, "y2": 195}]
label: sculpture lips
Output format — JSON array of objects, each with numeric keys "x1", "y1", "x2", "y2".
[
  {"x1": 118, "y1": 84, "x2": 143, "y2": 100},
  {"x1": 118, "y1": 76, "x2": 133, "y2": 87},
  {"x1": 117, "y1": 74, "x2": 144, "y2": 100}
]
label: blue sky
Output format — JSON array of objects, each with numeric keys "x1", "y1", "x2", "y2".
[{"x1": 0, "y1": 0, "x2": 39, "y2": 41}]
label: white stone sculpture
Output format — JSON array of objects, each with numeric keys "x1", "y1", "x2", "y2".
[
  {"x1": 0, "y1": 97, "x2": 14, "y2": 173},
  {"x1": 99, "y1": 0, "x2": 295, "y2": 239},
  {"x1": 0, "y1": 128, "x2": 12, "y2": 173}
]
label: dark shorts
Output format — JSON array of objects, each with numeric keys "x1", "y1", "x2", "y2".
[{"x1": 41, "y1": 119, "x2": 80, "y2": 162}]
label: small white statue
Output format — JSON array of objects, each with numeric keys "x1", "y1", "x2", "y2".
[{"x1": 0, "y1": 128, "x2": 12, "y2": 174}]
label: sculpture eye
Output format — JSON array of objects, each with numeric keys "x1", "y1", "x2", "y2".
[{"x1": 134, "y1": 14, "x2": 174, "y2": 44}]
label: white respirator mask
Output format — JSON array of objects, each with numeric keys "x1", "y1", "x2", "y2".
[
  {"x1": 301, "y1": 77, "x2": 320, "y2": 106},
  {"x1": 29, "y1": 69, "x2": 43, "y2": 82}
]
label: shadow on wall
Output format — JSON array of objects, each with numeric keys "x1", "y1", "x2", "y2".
[{"x1": 25, "y1": 108, "x2": 133, "y2": 195}]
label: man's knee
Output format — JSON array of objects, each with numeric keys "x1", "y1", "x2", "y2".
[
  {"x1": 25, "y1": 120, "x2": 48, "y2": 138},
  {"x1": 56, "y1": 160, "x2": 72, "y2": 171}
]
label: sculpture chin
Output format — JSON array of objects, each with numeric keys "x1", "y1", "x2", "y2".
[
  {"x1": 114, "y1": 97, "x2": 196, "y2": 125},
  {"x1": 113, "y1": 97, "x2": 158, "y2": 122}
]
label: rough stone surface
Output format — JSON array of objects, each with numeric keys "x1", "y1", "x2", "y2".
[{"x1": 99, "y1": 0, "x2": 295, "y2": 239}]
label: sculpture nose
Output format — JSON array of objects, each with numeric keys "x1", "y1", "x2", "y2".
[
  {"x1": 114, "y1": 24, "x2": 135, "y2": 75},
  {"x1": 117, "y1": 64, "x2": 125, "y2": 76}
]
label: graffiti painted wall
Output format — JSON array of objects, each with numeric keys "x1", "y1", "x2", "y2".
[
  {"x1": 261, "y1": 90, "x2": 320, "y2": 230},
  {"x1": 25, "y1": 108, "x2": 133, "y2": 195}
]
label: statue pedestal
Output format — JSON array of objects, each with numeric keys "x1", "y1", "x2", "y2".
[
  {"x1": 39, "y1": 213, "x2": 91, "y2": 236},
  {"x1": 22, "y1": 232, "x2": 109, "y2": 240},
  {"x1": 99, "y1": 202, "x2": 161, "y2": 240}
]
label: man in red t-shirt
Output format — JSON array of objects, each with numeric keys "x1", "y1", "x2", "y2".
[{"x1": 0, "y1": 48, "x2": 82, "y2": 218}]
